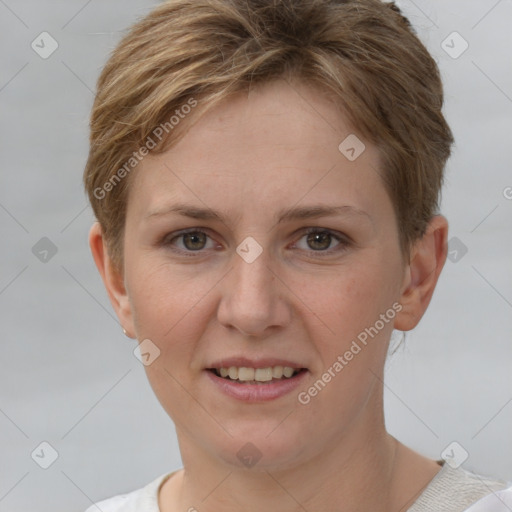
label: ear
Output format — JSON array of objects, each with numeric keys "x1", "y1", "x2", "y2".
[
  {"x1": 88, "y1": 222, "x2": 135, "y2": 338},
  {"x1": 394, "y1": 215, "x2": 448, "y2": 331}
]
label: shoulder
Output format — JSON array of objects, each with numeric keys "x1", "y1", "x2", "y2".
[
  {"x1": 84, "y1": 488, "x2": 139, "y2": 512},
  {"x1": 84, "y1": 471, "x2": 176, "y2": 512},
  {"x1": 465, "y1": 486, "x2": 512, "y2": 512},
  {"x1": 408, "y1": 463, "x2": 511, "y2": 512}
]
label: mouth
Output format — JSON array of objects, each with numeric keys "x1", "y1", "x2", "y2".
[
  {"x1": 205, "y1": 364, "x2": 309, "y2": 401},
  {"x1": 206, "y1": 366, "x2": 307, "y2": 384}
]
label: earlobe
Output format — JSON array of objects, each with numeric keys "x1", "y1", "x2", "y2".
[
  {"x1": 394, "y1": 215, "x2": 448, "y2": 331},
  {"x1": 88, "y1": 222, "x2": 135, "y2": 338}
]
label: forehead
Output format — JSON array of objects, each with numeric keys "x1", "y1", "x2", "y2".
[{"x1": 127, "y1": 80, "x2": 390, "y2": 223}]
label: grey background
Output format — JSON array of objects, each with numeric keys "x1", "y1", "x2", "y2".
[{"x1": 0, "y1": 0, "x2": 511, "y2": 510}]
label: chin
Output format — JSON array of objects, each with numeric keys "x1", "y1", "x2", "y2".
[{"x1": 207, "y1": 419, "x2": 313, "y2": 472}]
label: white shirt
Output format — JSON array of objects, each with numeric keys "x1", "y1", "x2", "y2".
[{"x1": 84, "y1": 463, "x2": 512, "y2": 512}]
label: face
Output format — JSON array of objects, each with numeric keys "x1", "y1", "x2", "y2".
[{"x1": 113, "y1": 80, "x2": 412, "y2": 470}]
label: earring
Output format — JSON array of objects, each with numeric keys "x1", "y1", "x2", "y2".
[{"x1": 122, "y1": 328, "x2": 129, "y2": 336}]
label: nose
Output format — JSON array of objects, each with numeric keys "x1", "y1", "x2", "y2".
[{"x1": 216, "y1": 245, "x2": 291, "y2": 338}]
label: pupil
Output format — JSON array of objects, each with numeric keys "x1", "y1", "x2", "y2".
[
  {"x1": 181, "y1": 232, "x2": 331, "y2": 251},
  {"x1": 308, "y1": 232, "x2": 330, "y2": 250},
  {"x1": 184, "y1": 232, "x2": 206, "y2": 250}
]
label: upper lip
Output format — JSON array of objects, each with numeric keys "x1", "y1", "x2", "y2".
[{"x1": 206, "y1": 357, "x2": 307, "y2": 370}]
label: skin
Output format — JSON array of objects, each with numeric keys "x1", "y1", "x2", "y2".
[{"x1": 90, "y1": 79, "x2": 448, "y2": 512}]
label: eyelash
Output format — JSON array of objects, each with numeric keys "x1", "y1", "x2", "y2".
[{"x1": 162, "y1": 227, "x2": 350, "y2": 257}]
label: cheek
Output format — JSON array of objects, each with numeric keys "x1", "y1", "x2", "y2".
[
  {"x1": 126, "y1": 259, "x2": 217, "y2": 347},
  {"x1": 125, "y1": 263, "x2": 213, "y2": 405},
  {"x1": 295, "y1": 264, "x2": 397, "y2": 412},
  {"x1": 294, "y1": 258, "x2": 401, "y2": 386},
  {"x1": 301, "y1": 260, "x2": 397, "y2": 333},
  {"x1": 126, "y1": 239, "x2": 402, "y2": 355}
]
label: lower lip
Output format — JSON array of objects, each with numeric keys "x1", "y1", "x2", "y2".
[{"x1": 205, "y1": 369, "x2": 308, "y2": 402}]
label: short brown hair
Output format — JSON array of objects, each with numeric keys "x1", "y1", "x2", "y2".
[{"x1": 83, "y1": 0, "x2": 454, "y2": 271}]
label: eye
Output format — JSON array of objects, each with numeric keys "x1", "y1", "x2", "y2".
[
  {"x1": 162, "y1": 227, "x2": 350, "y2": 257},
  {"x1": 293, "y1": 228, "x2": 349, "y2": 254},
  {"x1": 164, "y1": 229, "x2": 217, "y2": 253}
]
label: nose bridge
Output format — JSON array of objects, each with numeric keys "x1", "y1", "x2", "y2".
[
  {"x1": 217, "y1": 241, "x2": 288, "y2": 336},
  {"x1": 231, "y1": 243, "x2": 275, "y2": 305}
]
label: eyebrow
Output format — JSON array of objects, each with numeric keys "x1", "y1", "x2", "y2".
[{"x1": 146, "y1": 203, "x2": 373, "y2": 225}]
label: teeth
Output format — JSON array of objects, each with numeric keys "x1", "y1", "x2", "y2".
[
  {"x1": 254, "y1": 368, "x2": 273, "y2": 381},
  {"x1": 238, "y1": 367, "x2": 254, "y2": 381},
  {"x1": 272, "y1": 366, "x2": 283, "y2": 378},
  {"x1": 214, "y1": 365, "x2": 300, "y2": 382},
  {"x1": 283, "y1": 367, "x2": 294, "y2": 378}
]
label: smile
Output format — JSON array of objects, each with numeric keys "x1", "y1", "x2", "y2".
[
  {"x1": 205, "y1": 366, "x2": 308, "y2": 401},
  {"x1": 209, "y1": 366, "x2": 304, "y2": 383}
]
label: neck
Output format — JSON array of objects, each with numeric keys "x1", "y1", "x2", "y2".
[{"x1": 160, "y1": 389, "x2": 429, "y2": 512}]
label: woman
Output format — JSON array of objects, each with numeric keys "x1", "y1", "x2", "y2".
[{"x1": 83, "y1": 0, "x2": 511, "y2": 510}]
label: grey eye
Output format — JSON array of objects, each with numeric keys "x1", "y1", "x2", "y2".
[
  {"x1": 305, "y1": 231, "x2": 333, "y2": 250},
  {"x1": 295, "y1": 230, "x2": 342, "y2": 252},
  {"x1": 180, "y1": 232, "x2": 208, "y2": 251}
]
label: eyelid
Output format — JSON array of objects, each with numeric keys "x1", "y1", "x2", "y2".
[
  {"x1": 162, "y1": 226, "x2": 351, "y2": 256},
  {"x1": 290, "y1": 227, "x2": 350, "y2": 255},
  {"x1": 163, "y1": 227, "x2": 219, "y2": 255}
]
